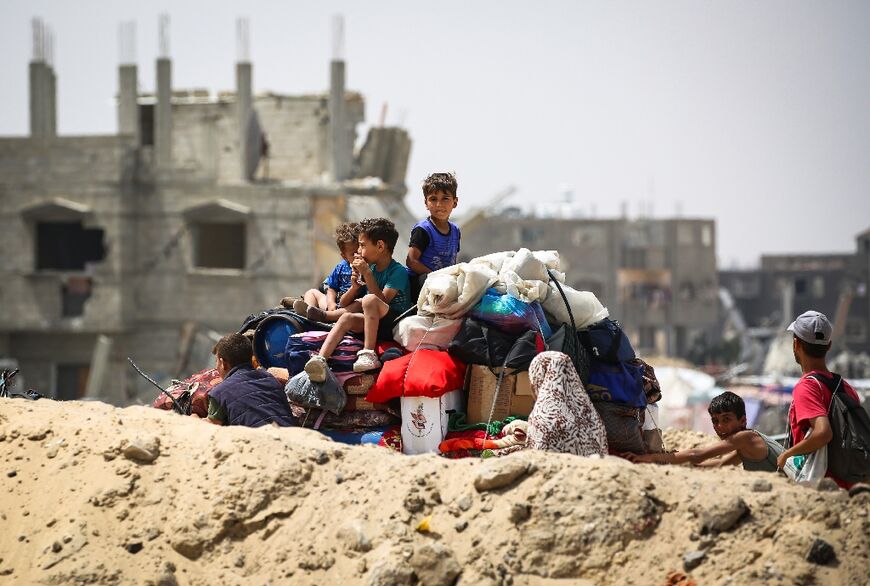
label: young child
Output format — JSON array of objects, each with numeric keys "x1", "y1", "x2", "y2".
[
  {"x1": 293, "y1": 222, "x2": 365, "y2": 320},
  {"x1": 202, "y1": 333, "x2": 296, "y2": 427},
  {"x1": 304, "y1": 218, "x2": 412, "y2": 381},
  {"x1": 406, "y1": 172, "x2": 461, "y2": 300},
  {"x1": 627, "y1": 391, "x2": 783, "y2": 472}
]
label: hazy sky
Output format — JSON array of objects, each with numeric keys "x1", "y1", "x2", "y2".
[{"x1": 2, "y1": 1, "x2": 869, "y2": 267}]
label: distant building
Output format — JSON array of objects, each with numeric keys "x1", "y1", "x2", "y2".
[
  {"x1": 0, "y1": 18, "x2": 414, "y2": 402},
  {"x1": 719, "y1": 228, "x2": 870, "y2": 356},
  {"x1": 459, "y1": 213, "x2": 719, "y2": 359}
]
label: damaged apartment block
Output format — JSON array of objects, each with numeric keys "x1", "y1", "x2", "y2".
[{"x1": 0, "y1": 15, "x2": 416, "y2": 402}]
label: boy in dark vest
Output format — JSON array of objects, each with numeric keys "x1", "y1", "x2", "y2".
[
  {"x1": 406, "y1": 172, "x2": 461, "y2": 301},
  {"x1": 204, "y1": 333, "x2": 296, "y2": 427},
  {"x1": 626, "y1": 391, "x2": 783, "y2": 471}
]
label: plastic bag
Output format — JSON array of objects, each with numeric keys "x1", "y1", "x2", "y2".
[
  {"x1": 783, "y1": 429, "x2": 828, "y2": 484},
  {"x1": 285, "y1": 369, "x2": 347, "y2": 415},
  {"x1": 469, "y1": 288, "x2": 552, "y2": 338}
]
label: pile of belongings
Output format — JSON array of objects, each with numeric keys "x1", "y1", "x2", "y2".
[{"x1": 152, "y1": 248, "x2": 665, "y2": 458}]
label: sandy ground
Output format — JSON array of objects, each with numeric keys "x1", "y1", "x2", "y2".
[{"x1": 1, "y1": 398, "x2": 868, "y2": 586}]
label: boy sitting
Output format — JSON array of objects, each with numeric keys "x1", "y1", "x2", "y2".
[
  {"x1": 406, "y1": 172, "x2": 461, "y2": 300},
  {"x1": 304, "y1": 218, "x2": 412, "y2": 380},
  {"x1": 627, "y1": 391, "x2": 783, "y2": 471},
  {"x1": 203, "y1": 333, "x2": 296, "y2": 427},
  {"x1": 292, "y1": 222, "x2": 365, "y2": 321}
]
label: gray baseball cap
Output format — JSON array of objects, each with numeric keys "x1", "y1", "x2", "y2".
[{"x1": 787, "y1": 310, "x2": 833, "y2": 345}]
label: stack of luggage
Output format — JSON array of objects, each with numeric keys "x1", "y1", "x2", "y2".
[{"x1": 153, "y1": 247, "x2": 665, "y2": 458}]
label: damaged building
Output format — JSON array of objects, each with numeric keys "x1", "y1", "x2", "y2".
[{"x1": 0, "y1": 17, "x2": 415, "y2": 402}]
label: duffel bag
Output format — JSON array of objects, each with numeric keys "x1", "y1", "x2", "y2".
[{"x1": 585, "y1": 359, "x2": 646, "y2": 408}]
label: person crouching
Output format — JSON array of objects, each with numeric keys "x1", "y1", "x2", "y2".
[{"x1": 204, "y1": 333, "x2": 296, "y2": 427}]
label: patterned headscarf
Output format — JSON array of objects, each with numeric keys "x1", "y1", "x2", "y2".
[{"x1": 527, "y1": 351, "x2": 608, "y2": 456}]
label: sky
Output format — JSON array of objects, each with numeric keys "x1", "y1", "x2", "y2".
[{"x1": 2, "y1": 1, "x2": 869, "y2": 268}]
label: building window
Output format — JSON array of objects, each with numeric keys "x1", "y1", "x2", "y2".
[
  {"x1": 139, "y1": 104, "x2": 155, "y2": 146},
  {"x1": 191, "y1": 222, "x2": 246, "y2": 269},
  {"x1": 812, "y1": 276, "x2": 825, "y2": 298},
  {"x1": 794, "y1": 277, "x2": 808, "y2": 296},
  {"x1": 36, "y1": 222, "x2": 106, "y2": 271},
  {"x1": 519, "y1": 226, "x2": 544, "y2": 246},
  {"x1": 56, "y1": 364, "x2": 90, "y2": 400},
  {"x1": 732, "y1": 277, "x2": 760, "y2": 299},
  {"x1": 623, "y1": 248, "x2": 647, "y2": 269},
  {"x1": 677, "y1": 224, "x2": 695, "y2": 246},
  {"x1": 701, "y1": 225, "x2": 713, "y2": 247},
  {"x1": 639, "y1": 326, "x2": 657, "y2": 350},
  {"x1": 845, "y1": 320, "x2": 866, "y2": 343}
]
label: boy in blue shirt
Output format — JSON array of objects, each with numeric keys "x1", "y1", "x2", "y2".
[
  {"x1": 305, "y1": 218, "x2": 412, "y2": 380},
  {"x1": 406, "y1": 172, "x2": 461, "y2": 300},
  {"x1": 293, "y1": 222, "x2": 366, "y2": 321}
]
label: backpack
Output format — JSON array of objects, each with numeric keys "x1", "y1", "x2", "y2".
[
  {"x1": 585, "y1": 359, "x2": 647, "y2": 409},
  {"x1": 809, "y1": 373, "x2": 870, "y2": 484},
  {"x1": 577, "y1": 318, "x2": 636, "y2": 363},
  {"x1": 448, "y1": 318, "x2": 542, "y2": 372}
]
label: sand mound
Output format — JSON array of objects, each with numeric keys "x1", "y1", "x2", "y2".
[{"x1": 1, "y1": 399, "x2": 868, "y2": 586}]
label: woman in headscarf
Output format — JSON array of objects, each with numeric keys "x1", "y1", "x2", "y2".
[{"x1": 527, "y1": 351, "x2": 608, "y2": 456}]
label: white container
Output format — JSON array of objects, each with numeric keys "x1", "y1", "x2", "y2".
[{"x1": 401, "y1": 390, "x2": 463, "y2": 455}]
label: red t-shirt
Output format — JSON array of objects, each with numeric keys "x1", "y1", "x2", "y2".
[{"x1": 788, "y1": 370, "x2": 860, "y2": 488}]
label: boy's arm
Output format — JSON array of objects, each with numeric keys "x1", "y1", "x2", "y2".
[
  {"x1": 205, "y1": 397, "x2": 226, "y2": 426},
  {"x1": 776, "y1": 415, "x2": 833, "y2": 469},
  {"x1": 338, "y1": 284, "x2": 361, "y2": 308},
  {"x1": 695, "y1": 450, "x2": 741, "y2": 468},
  {"x1": 406, "y1": 247, "x2": 432, "y2": 275},
  {"x1": 632, "y1": 439, "x2": 742, "y2": 466}
]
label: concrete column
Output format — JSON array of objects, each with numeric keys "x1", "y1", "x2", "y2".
[
  {"x1": 46, "y1": 65, "x2": 57, "y2": 136},
  {"x1": 29, "y1": 61, "x2": 47, "y2": 137},
  {"x1": 118, "y1": 64, "x2": 139, "y2": 141},
  {"x1": 236, "y1": 62, "x2": 252, "y2": 181},
  {"x1": 329, "y1": 59, "x2": 348, "y2": 182},
  {"x1": 155, "y1": 57, "x2": 172, "y2": 168}
]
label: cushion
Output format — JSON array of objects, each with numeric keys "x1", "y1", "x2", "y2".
[{"x1": 366, "y1": 349, "x2": 467, "y2": 403}]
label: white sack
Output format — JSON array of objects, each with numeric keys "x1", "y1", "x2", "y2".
[
  {"x1": 542, "y1": 282, "x2": 609, "y2": 329},
  {"x1": 393, "y1": 315, "x2": 463, "y2": 351},
  {"x1": 501, "y1": 248, "x2": 549, "y2": 282},
  {"x1": 468, "y1": 250, "x2": 515, "y2": 274},
  {"x1": 418, "y1": 262, "x2": 498, "y2": 319},
  {"x1": 501, "y1": 270, "x2": 549, "y2": 303},
  {"x1": 531, "y1": 249, "x2": 562, "y2": 271}
]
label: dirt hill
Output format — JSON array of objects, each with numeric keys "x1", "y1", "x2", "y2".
[{"x1": 1, "y1": 399, "x2": 868, "y2": 585}]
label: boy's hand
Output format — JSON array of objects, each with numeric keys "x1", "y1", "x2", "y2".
[
  {"x1": 352, "y1": 257, "x2": 371, "y2": 279},
  {"x1": 776, "y1": 450, "x2": 790, "y2": 471}
]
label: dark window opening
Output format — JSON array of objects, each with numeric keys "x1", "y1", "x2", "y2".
[
  {"x1": 520, "y1": 226, "x2": 544, "y2": 246},
  {"x1": 37, "y1": 222, "x2": 106, "y2": 271},
  {"x1": 193, "y1": 223, "x2": 246, "y2": 269},
  {"x1": 140, "y1": 104, "x2": 154, "y2": 146},
  {"x1": 61, "y1": 277, "x2": 93, "y2": 317},
  {"x1": 794, "y1": 277, "x2": 808, "y2": 296},
  {"x1": 639, "y1": 326, "x2": 657, "y2": 350},
  {"x1": 56, "y1": 364, "x2": 89, "y2": 400}
]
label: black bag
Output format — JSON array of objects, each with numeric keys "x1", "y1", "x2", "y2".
[
  {"x1": 545, "y1": 270, "x2": 591, "y2": 385},
  {"x1": 577, "y1": 317, "x2": 636, "y2": 363},
  {"x1": 809, "y1": 373, "x2": 870, "y2": 484},
  {"x1": 448, "y1": 318, "x2": 542, "y2": 372}
]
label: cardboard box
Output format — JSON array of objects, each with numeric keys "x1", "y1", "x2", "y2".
[{"x1": 465, "y1": 365, "x2": 535, "y2": 423}]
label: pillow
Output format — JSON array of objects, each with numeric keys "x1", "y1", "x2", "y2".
[{"x1": 366, "y1": 350, "x2": 467, "y2": 403}]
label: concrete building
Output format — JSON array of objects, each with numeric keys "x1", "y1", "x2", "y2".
[
  {"x1": 719, "y1": 227, "x2": 870, "y2": 357},
  {"x1": 0, "y1": 18, "x2": 414, "y2": 402},
  {"x1": 459, "y1": 213, "x2": 719, "y2": 359}
]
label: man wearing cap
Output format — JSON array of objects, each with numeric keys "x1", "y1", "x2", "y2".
[{"x1": 776, "y1": 310, "x2": 861, "y2": 488}]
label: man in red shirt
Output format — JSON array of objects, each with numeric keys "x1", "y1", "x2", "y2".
[{"x1": 776, "y1": 310, "x2": 861, "y2": 488}]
